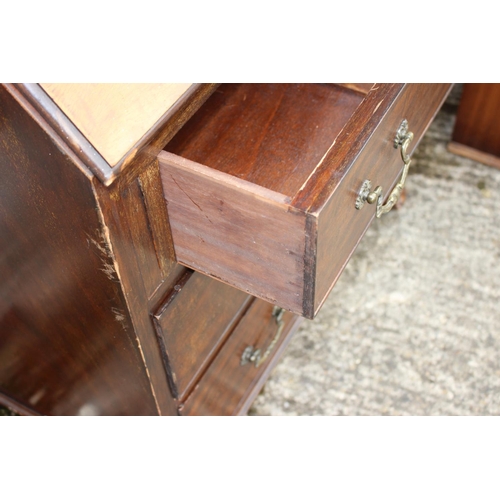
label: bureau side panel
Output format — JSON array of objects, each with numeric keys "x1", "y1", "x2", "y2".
[
  {"x1": 158, "y1": 152, "x2": 307, "y2": 315},
  {"x1": 0, "y1": 86, "x2": 157, "y2": 415}
]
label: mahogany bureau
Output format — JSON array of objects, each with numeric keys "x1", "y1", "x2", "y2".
[{"x1": 0, "y1": 83, "x2": 452, "y2": 415}]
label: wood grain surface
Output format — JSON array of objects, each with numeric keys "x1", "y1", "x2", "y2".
[
  {"x1": 180, "y1": 299, "x2": 300, "y2": 416},
  {"x1": 159, "y1": 84, "x2": 452, "y2": 318},
  {"x1": 15, "y1": 84, "x2": 218, "y2": 185},
  {"x1": 0, "y1": 85, "x2": 158, "y2": 415},
  {"x1": 313, "y1": 84, "x2": 453, "y2": 315},
  {"x1": 92, "y1": 159, "x2": 187, "y2": 416},
  {"x1": 337, "y1": 83, "x2": 375, "y2": 94},
  {"x1": 450, "y1": 83, "x2": 500, "y2": 169},
  {"x1": 166, "y1": 83, "x2": 363, "y2": 199},
  {"x1": 41, "y1": 83, "x2": 192, "y2": 166},
  {"x1": 0, "y1": 81, "x2": 451, "y2": 416},
  {"x1": 153, "y1": 271, "x2": 251, "y2": 401},
  {"x1": 159, "y1": 152, "x2": 308, "y2": 314}
]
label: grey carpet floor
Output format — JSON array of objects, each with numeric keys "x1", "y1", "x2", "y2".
[{"x1": 249, "y1": 84, "x2": 500, "y2": 416}]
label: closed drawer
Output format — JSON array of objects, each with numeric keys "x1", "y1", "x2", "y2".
[
  {"x1": 159, "y1": 83, "x2": 452, "y2": 318},
  {"x1": 180, "y1": 298, "x2": 301, "y2": 416},
  {"x1": 153, "y1": 270, "x2": 251, "y2": 401}
]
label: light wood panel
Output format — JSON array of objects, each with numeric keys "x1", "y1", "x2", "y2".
[{"x1": 41, "y1": 83, "x2": 192, "y2": 167}]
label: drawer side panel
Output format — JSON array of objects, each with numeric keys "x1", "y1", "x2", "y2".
[{"x1": 159, "y1": 152, "x2": 308, "y2": 315}]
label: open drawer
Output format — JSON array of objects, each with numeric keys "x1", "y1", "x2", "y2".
[{"x1": 158, "y1": 83, "x2": 451, "y2": 318}]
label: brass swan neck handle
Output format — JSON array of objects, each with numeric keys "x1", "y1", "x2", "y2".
[{"x1": 356, "y1": 119, "x2": 414, "y2": 218}]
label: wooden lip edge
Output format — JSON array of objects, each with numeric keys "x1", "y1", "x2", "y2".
[
  {"x1": 152, "y1": 270, "x2": 193, "y2": 320},
  {"x1": 3, "y1": 84, "x2": 95, "y2": 182},
  {"x1": 448, "y1": 141, "x2": 500, "y2": 170},
  {"x1": 110, "y1": 84, "x2": 213, "y2": 180},
  {"x1": 14, "y1": 83, "x2": 213, "y2": 186},
  {"x1": 13, "y1": 83, "x2": 114, "y2": 183},
  {"x1": 292, "y1": 84, "x2": 406, "y2": 214},
  {"x1": 335, "y1": 83, "x2": 375, "y2": 96},
  {"x1": 0, "y1": 390, "x2": 43, "y2": 416},
  {"x1": 294, "y1": 83, "x2": 453, "y2": 214}
]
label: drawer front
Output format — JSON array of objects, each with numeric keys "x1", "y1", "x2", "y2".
[
  {"x1": 180, "y1": 299, "x2": 301, "y2": 416},
  {"x1": 153, "y1": 271, "x2": 251, "y2": 401},
  {"x1": 159, "y1": 84, "x2": 452, "y2": 319},
  {"x1": 313, "y1": 84, "x2": 452, "y2": 315}
]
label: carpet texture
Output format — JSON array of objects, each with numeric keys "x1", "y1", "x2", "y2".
[{"x1": 249, "y1": 84, "x2": 500, "y2": 416}]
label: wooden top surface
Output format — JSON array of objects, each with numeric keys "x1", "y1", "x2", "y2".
[{"x1": 41, "y1": 83, "x2": 193, "y2": 167}]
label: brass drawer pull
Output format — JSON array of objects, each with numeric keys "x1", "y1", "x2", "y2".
[
  {"x1": 355, "y1": 119, "x2": 414, "y2": 217},
  {"x1": 241, "y1": 306, "x2": 285, "y2": 368}
]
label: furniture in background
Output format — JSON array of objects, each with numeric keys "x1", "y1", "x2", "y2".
[
  {"x1": 448, "y1": 83, "x2": 500, "y2": 169},
  {"x1": 0, "y1": 83, "x2": 451, "y2": 415}
]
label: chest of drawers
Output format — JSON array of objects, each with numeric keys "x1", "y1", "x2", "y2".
[{"x1": 0, "y1": 83, "x2": 451, "y2": 415}]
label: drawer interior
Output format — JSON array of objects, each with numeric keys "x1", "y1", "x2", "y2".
[{"x1": 165, "y1": 83, "x2": 368, "y2": 200}]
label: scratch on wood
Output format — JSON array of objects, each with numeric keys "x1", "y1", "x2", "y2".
[
  {"x1": 91, "y1": 181, "x2": 162, "y2": 415},
  {"x1": 372, "y1": 98, "x2": 384, "y2": 115},
  {"x1": 87, "y1": 229, "x2": 120, "y2": 283},
  {"x1": 111, "y1": 307, "x2": 127, "y2": 325},
  {"x1": 295, "y1": 103, "x2": 356, "y2": 198},
  {"x1": 170, "y1": 174, "x2": 215, "y2": 225},
  {"x1": 90, "y1": 195, "x2": 126, "y2": 288}
]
